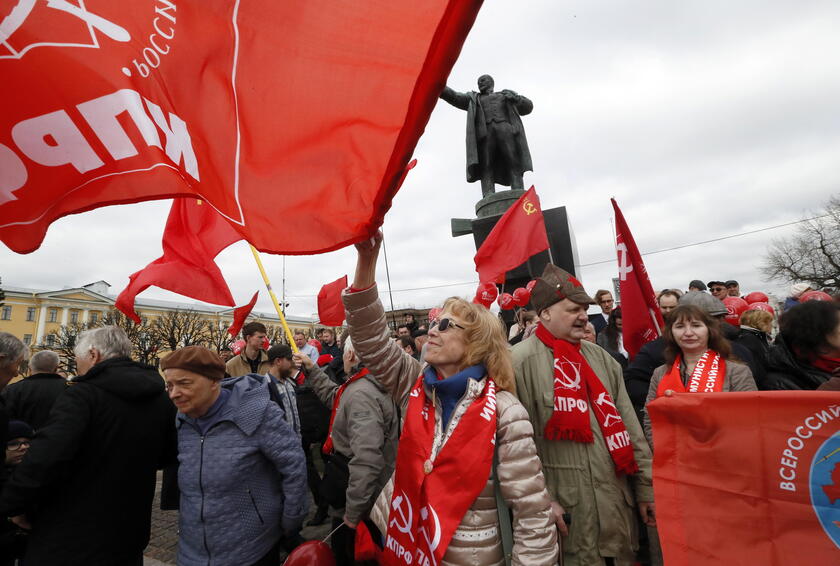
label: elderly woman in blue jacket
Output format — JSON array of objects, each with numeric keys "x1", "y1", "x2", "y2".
[{"x1": 161, "y1": 346, "x2": 308, "y2": 566}]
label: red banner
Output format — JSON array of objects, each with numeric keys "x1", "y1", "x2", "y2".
[
  {"x1": 227, "y1": 291, "x2": 259, "y2": 338},
  {"x1": 648, "y1": 392, "x2": 840, "y2": 565},
  {"x1": 610, "y1": 198, "x2": 663, "y2": 357},
  {"x1": 0, "y1": 1, "x2": 482, "y2": 254},
  {"x1": 317, "y1": 275, "x2": 348, "y2": 327},
  {"x1": 474, "y1": 186, "x2": 549, "y2": 284}
]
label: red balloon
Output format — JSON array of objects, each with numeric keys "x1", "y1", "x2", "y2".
[
  {"x1": 262, "y1": 336, "x2": 270, "y2": 350},
  {"x1": 744, "y1": 291, "x2": 769, "y2": 304},
  {"x1": 428, "y1": 307, "x2": 443, "y2": 321},
  {"x1": 800, "y1": 290, "x2": 833, "y2": 302},
  {"x1": 722, "y1": 296, "x2": 749, "y2": 326},
  {"x1": 308, "y1": 338, "x2": 322, "y2": 353},
  {"x1": 231, "y1": 339, "x2": 245, "y2": 356},
  {"x1": 284, "y1": 541, "x2": 336, "y2": 566},
  {"x1": 476, "y1": 282, "x2": 499, "y2": 307},
  {"x1": 498, "y1": 292, "x2": 515, "y2": 310},
  {"x1": 526, "y1": 279, "x2": 538, "y2": 292},
  {"x1": 512, "y1": 287, "x2": 531, "y2": 307},
  {"x1": 747, "y1": 302, "x2": 775, "y2": 315}
]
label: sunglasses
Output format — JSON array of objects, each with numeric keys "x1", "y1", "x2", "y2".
[
  {"x1": 6, "y1": 440, "x2": 31, "y2": 451},
  {"x1": 710, "y1": 287, "x2": 726, "y2": 292},
  {"x1": 430, "y1": 318, "x2": 465, "y2": 332}
]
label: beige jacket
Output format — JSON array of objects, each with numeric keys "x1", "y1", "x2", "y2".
[
  {"x1": 225, "y1": 350, "x2": 270, "y2": 378},
  {"x1": 512, "y1": 336, "x2": 654, "y2": 566},
  {"x1": 343, "y1": 285, "x2": 558, "y2": 566},
  {"x1": 643, "y1": 359, "x2": 756, "y2": 445}
]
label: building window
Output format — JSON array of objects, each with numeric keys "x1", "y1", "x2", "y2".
[
  {"x1": 89, "y1": 311, "x2": 99, "y2": 324},
  {"x1": 1, "y1": 306, "x2": 10, "y2": 320},
  {"x1": 70, "y1": 311, "x2": 79, "y2": 324},
  {"x1": 26, "y1": 307, "x2": 35, "y2": 322},
  {"x1": 46, "y1": 334, "x2": 55, "y2": 347},
  {"x1": 23, "y1": 334, "x2": 32, "y2": 346},
  {"x1": 48, "y1": 309, "x2": 57, "y2": 322}
]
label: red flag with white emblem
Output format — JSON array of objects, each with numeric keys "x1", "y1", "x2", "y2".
[
  {"x1": 0, "y1": 1, "x2": 482, "y2": 254},
  {"x1": 610, "y1": 198, "x2": 663, "y2": 358}
]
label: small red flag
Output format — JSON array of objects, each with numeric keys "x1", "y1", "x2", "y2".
[
  {"x1": 648, "y1": 392, "x2": 840, "y2": 565},
  {"x1": 227, "y1": 291, "x2": 259, "y2": 338},
  {"x1": 116, "y1": 199, "x2": 241, "y2": 323},
  {"x1": 318, "y1": 275, "x2": 348, "y2": 327},
  {"x1": 611, "y1": 198, "x2": 664, "y2": 357},
  {"x1": 474, "y1": 186, "x2": 549, "y2": 284}
]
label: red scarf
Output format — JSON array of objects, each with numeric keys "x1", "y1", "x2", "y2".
[
  {"x1": 382, "y1": 375, "x2": 497, "y2": 566},
  {"x1": 656, "y1": 350, "x2": 726, "y2": 397},
  {"x1": 322, "y1": 367, "x2": 370, "y2": 455},
  {"x1": 813, "y1": 355, "x2": 840, "y2": 376},
  {"x1": 535, "y1": 323, "x2": 638, "y2": 476}
]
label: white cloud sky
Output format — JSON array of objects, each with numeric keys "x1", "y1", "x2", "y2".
[{"x1": 2, "y1": 0, "x2": 839, "y2": 318}]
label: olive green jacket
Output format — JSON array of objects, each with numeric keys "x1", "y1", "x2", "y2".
[{"x1": 512, "y1": 336, "x2": 653, "y2": 566}]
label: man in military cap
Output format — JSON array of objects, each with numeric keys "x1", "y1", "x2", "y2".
[{"x1": 511, "y1": 264, "x2": 654, "y2": 566}]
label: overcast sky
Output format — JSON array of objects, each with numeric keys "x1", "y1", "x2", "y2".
[{"x1": 2, "y1": 1, "x2": 839, "y2": 319}]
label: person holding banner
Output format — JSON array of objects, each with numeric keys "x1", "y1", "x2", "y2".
[
  {"x1": 342, "y1": 231, "x2": 558, "y2": 566},
  {"x1": 643, "y1": 304, "x2": 757, "y2": 444}
]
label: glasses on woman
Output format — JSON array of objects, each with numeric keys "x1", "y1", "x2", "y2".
[
  {"x1": 430, "y1": 318, "x2": 465, "y2": 332},
  {"x1": 6, "y1": 440, "x2": 31, "y2": 451}
]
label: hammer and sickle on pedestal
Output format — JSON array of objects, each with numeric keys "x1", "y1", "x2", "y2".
[{"x1": 522, "y1": 199, "x2": 537, "y2": 215}]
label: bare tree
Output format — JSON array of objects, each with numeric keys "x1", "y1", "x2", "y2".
[
  {"x1": 762, "y1": 196, "x2": 840, "y2": 290},
  {"x1": 99, "y1": 310, "x2": 163, "y2": 366},
  {"x1": 153, "y1": 309, "x2": 210, "y2": 351},
  {"x1": 205, "y1": 318, "x2": 233, "y2": 353},
  {"x1": 265, "y1": 324, "x2": 288, "y2": 346},
  {"x1": 49, "y1": 322, "x2": 88, "y2": 374}
]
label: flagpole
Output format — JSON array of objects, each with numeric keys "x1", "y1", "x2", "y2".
[
  {"x1": 249, "y1": 245, "x2": 298, "y2": 352},
  {"x1": 380, "y1": 229, "x2": 399, "y2": 331}
]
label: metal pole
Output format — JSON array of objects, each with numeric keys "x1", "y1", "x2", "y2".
[{"x1": 380, "y1": 229, "x2": 399, "y2": 331}]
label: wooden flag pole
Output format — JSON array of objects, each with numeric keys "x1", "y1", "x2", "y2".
[{"x1": 249, "y1": 245, "x2": 298, "y2": 352}]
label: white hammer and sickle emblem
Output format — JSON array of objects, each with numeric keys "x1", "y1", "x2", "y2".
[
  {"x1": 553, "y1": 357, "x2": 581, "y2": 390},
  {"x1": 389, "y1": 491, "x2": 415, "y2": 542}
]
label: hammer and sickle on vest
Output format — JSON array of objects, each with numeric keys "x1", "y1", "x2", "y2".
[
  {"x1": 553, "y1": 357, "x2": 582, "y2": 390},
  {"x1": 522, "y1": 199, "x2": 537, "y2": 215},
  {"x1": 390, "y1": 491, "x2": 415, "y2": 542}
]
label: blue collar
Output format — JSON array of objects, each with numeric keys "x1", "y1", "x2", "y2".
[{"x1": 423, "y1": 364, "x2": 486, "y2": 430}]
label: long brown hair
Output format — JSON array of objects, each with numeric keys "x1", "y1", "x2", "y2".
[
  {"x1": 663, "y1": 305, "x2": 732, "y2": 365},
  {"x1": 441, "y1": 297, "x2": 515, "y2": 393}
]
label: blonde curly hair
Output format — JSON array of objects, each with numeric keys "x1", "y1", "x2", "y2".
[{"x1": 440, "y1": 297, "x2": 515, "y2": 393}]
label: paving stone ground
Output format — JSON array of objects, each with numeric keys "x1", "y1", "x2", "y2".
[{"x1": 145, "y1": 449, "x2": 333, "y2": 565}]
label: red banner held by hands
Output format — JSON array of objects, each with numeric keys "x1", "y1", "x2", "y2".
[
  {"x1": 611, "y1": 198, "x2": 663, "y2": 357},
  {"x1": 474, "y1": 186, "x2": 549, "y2": 284},
  {"x1": 0, "y1": 1, "x2": 482, "y2": 254},
  {"x1": 648, "y1": 392, "x2": 840, "y2": 565}
]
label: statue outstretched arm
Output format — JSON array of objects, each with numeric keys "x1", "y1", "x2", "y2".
[{"x1": 440, "y1": 86, "x2": 471, "y2": 110}]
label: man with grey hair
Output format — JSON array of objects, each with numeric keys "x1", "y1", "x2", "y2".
[
  {"x1": 0, "y1": 332, "x2": 27, "y2": 471},
  {"x1": 3, "y1": 350, "x2": 66, "y2": 430},
  {"x1": 0, "y1": 326, "x2": 177, "y2": 566}
]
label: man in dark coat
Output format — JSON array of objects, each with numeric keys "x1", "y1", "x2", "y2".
[
  {"x1": 0, "y1": 333, "x2": 27, "y2": 485},
  {"x1": 440, "y1": 74, "x2": 533, "y2": 196},
  {"x1": 2, "y1": 350, "x2": 67, "y2": 430},
  {"x1": 0, "y1": 326, "x2": 177, "y2": 566}
]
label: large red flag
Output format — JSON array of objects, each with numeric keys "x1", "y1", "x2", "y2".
[
  {"x1": 0, "y1": 1, "x2": 482, "y2": 254},
  {"x1": 115, "y1": 199, "x2": 241, "y2": 322},
  {"x1": 318, "y1": 275, "x2": 348, "y2": 327},
  {"x1": 611, "y1": 198, "x2": 663, "y2": 357},
  {"x1": 474, "y1": 186, "x2": 549, "y2": 284},
  {"x1": 648, "y1": 392, "x2": 840, "y2": 565}
]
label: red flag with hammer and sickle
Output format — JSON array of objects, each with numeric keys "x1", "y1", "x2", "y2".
[
  {"x1": 611, "y1": 198, "x2": 663, "y2": 358},
  {"x1": 474, "y1": 186, "x2": 549, "y2": 284},
  {"x1": 0, "y1": 0, "x2": 483, "y2": 255}
]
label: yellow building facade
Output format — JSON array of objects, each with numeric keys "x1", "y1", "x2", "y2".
[{"x1": 0, "y1": 280, "x2": 324, "y2": 350}]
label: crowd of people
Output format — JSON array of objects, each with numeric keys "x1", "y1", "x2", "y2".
[{"x1": 0, "y1": 256, "x2": 837, "y2": 565}]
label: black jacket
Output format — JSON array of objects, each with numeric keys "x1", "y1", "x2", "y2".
[
  {"x1": 0, "y1": 357, "x2": 177, "y2": 566},
  {"x1": 623, "y1": 336, "x2": 758, "y2": 413},
  {"x1": 733, "y1": 328, "x2": 771, "y2": 389},
  {"x1": 764, "y1": 335, "x2": 830, "y2": 390},
  {"x1": 2, "y1": 373, "x2": 68, "y2": 431}
]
